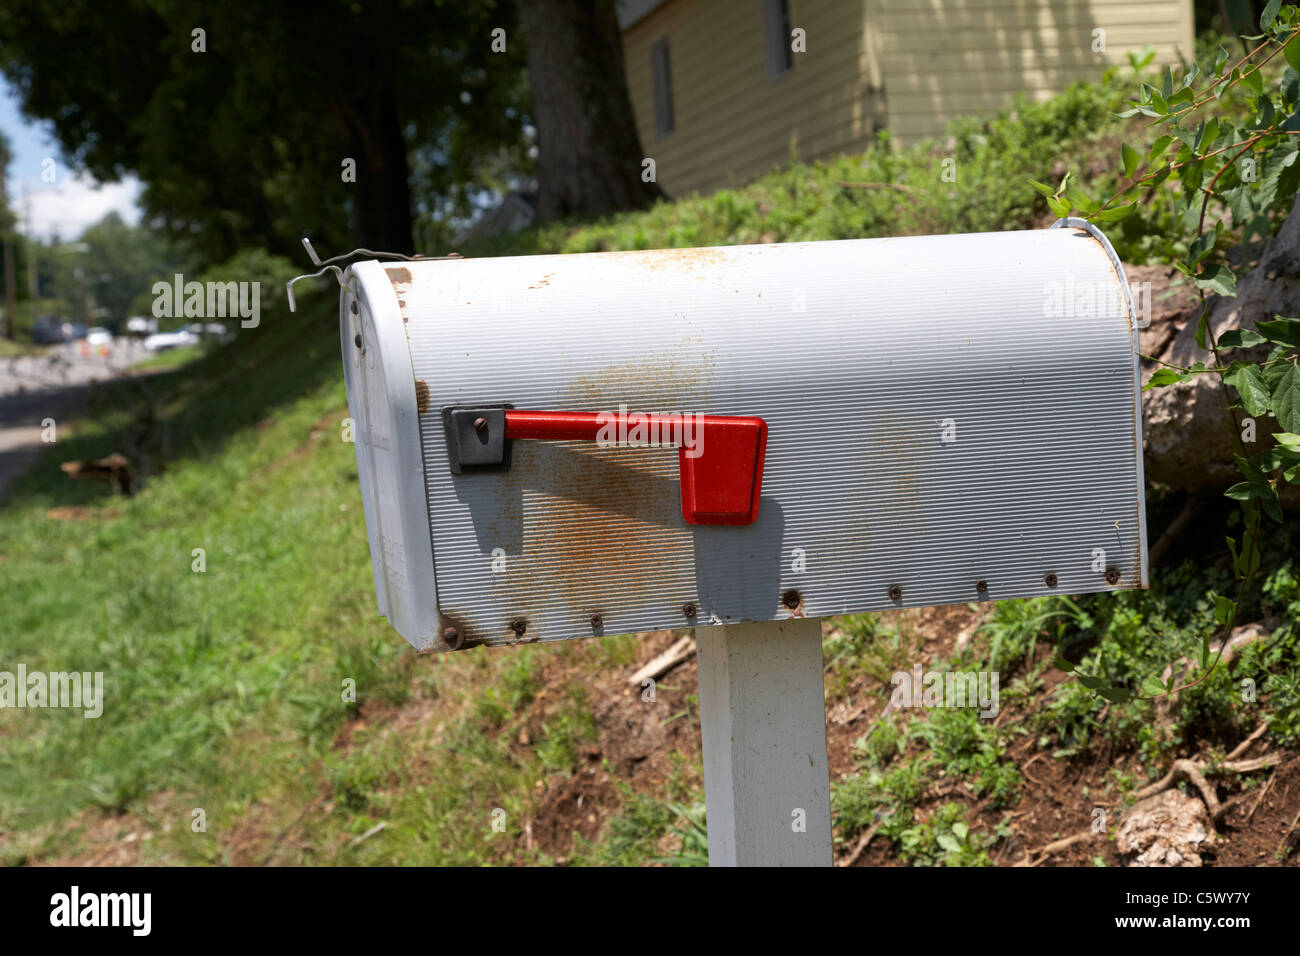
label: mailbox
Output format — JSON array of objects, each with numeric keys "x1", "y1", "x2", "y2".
[{"x1": 340, "y1": 218, "x2": 1147, "y2": 652}]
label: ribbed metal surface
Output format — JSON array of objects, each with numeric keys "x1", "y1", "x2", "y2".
[{"x1": 358, "y1": 225, "x2": 1146, "y2": 649}]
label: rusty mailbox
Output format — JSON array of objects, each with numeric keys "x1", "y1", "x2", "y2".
[{"x1": 339, "y1": 219, "x2": 1147, "y2": 652}]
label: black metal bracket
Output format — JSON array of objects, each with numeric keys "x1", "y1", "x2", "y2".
[{"x1": 441, "y1": 403, "x2": 513, "y2": 474}]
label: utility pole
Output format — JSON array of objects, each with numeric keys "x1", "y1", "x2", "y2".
[
  {"x1": 24, "y1": 186, "x2": 37, "y2": 300},
  {"x1": 1, "y1": 159, "x2": 16, "y2": 339}
]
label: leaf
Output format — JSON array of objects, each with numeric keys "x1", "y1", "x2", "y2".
[
  {"x1": 952, "y1": 822, "x2": 969, "y2": 840},
  {"x1": 1122, "y1": 142, "x2": 1140, "y2": 178},
  {"x1": 1243, "y1": 66, "x2": 1265, "y2": 97},
  {"x1": 1272, "y1": 362, "x2": 1300, "y2": 432},
  {"x1": 1223, "y1": 361, "x2": 1273, "y2": 416},
  {"x1": 936, "y1": 834, "x2": 961, "y2": 853},
  {"x1": 1052, "y1": 656, "x2": 1076, "y2": 673},
  {"x1": 1218, "y1": 328, "x2": 1268, "y2": 348},
  {"x1": 1193, "y1": 264, "x2": 1237, "y2": 297},
  {"x1": 1077, "y1": 674, "x2": 1105, "y2": 690},
  {"x1": 1144, "y1": 368, "x2": 1183, "y2": 389},
  {"x1": 1064, "y1": 177, "x2": 1098, "y2": 214},
  {"x1": 1028, "y1": 178, "x2": 1056, "y2": 198},
  {"x1": 1142, "y1": 84, "x2": 1168, "y2": 115},
  {"x1": 1098, "y1": 686, "x2": 1135, "y2": 704},
  {"x1": 1225, "y1": 481, "x2": 1260, "y2": 500},
  {"x1": 1257, "y1": 316, "x2": 1300, "y2": 347},
  {"x1": 1092, "y1": 203, "x2": 1137, "y2": 223},
  {"x1": 1275, "y1": 432, "x2": 1300, "y2": 450},
  {"x1": 1214, "y1": 46, "x2": 1230, "y2": 76},
  {"x1": 1200, "y1": 120, "x2": 1222, "y2": 155},
  {"x1": 1187, "y1": 227, "x2": 1218, "y2": 265},
  {"x1": 1257, "y1": 93, "x2": 1275, "y2": 127},
  {"x1": 1263, "y1": 0, "x2": 1283, "y2": 32},
  {"x1": 1196, "y1": 313, "x2": 1209, "y2": 350},
  {"x1": 1213, "y1": 593, "x2": 1237, "y2": 627},
  {"x1": 1046, "y1": 195, "x2": 1070, "y2": 218},
  {"x1": 1140, "y1": 675, "x2": 1168, "y2": 698},
  {"x1": 1287, "y1": 33, "x2": 1300, "y2": 73}
]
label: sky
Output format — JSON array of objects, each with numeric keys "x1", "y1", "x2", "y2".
[{"x1": 1, "y1": 76, "x2": 142, "y2": 240}]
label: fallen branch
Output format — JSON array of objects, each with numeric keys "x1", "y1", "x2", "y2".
[
  {"x1": 838, "y1": 822, "x2": 881, "y2": 867},
  {"x1": 1277, "y1": 807, "x2": 1300, "y2": 858},
  {"x1": 1133, "y1": 758, "x2": 1221, "y2": 819},
  {"x1": 627, "y1": 634, "x2": 695, "y2": 687},
  {"x1": 348, "y1": 821, "x2": 386, "y2": 847},
  {"x1": 1226, "y1": 721, "x2": 1270, "y2": 761},
  {"x1": 1130, "y1": 753, "x2": 1280, "y2": 826},
  {"x1": 1022, "y1": 828, "x2": 1099, "y2": 865}
]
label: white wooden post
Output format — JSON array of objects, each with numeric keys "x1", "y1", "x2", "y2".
[{"x1": 695, "y1": 617, "x2": 833, "y2": 867}]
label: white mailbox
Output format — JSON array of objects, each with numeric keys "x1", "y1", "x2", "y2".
[{"x1": 340, "y1": 219, "x2": 1147, "y2": 653}]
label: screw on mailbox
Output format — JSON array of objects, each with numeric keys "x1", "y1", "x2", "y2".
[
  {"x1": 473, "y1": 417, "x2": 488, "y2": 434},
  {"x1": 888, "y1": 584, "x2": 902, "y2": 601},
  {"x1": 441, "y1": 626, "x2": 463, "y2": 650},
  {"x1": 781, "y1": 589, "x2": 801, "y2": 610},
  {"x1": 510, "y1": 618, "x2": 527, "y2": 637},
  {"x1": 590, "y1": 614, "x2": 603, "y2": 630},
  {"x1": 1105, "y1": 566, "x2": 1121, "y2": 585},
  {"x1": 1044, "y1": 572, "x2": 1059, "y2": 588},
  {"x1": 682, "y1": 603, "x2": 697, "y2": 619},
  {"x1": 975, "y1": 579, "x2": 989, "y2": 594},
  {"x1": 354, "y1": 333, "x2": 362, "y2": 349}
]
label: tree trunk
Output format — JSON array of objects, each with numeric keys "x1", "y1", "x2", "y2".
[
  {"x1": 332, "y1": 85, "x2": 414, "y2": 254},
  {"x1": 518, "y1": 0, "x2": 664, "y2": 221},
  {"x1": 1142, "y1": 193, "x2": 1300, "y2": 501}
]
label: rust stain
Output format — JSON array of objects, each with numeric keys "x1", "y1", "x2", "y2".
[
  {"x1": 467, "y1": 351, "x2": 716, "y2": 640},
  {"x1": 618, "y1": 246, "x2": 730, "y2": 275},
  {"x1": 558, "y1": 352, "x2": 714, "y2": 412},
  {"x1": 527, "y1": 272, "x2": 555, "y2": 290},
  {"x1": 489, "y1": 440, "x2": 693, "y2": 627},
  {"x1": 386, "y1": 266, "x2": 412, "y2": 285},
  {"x1": 414, "y1": 379, "x2": 430, "y2": 415}
]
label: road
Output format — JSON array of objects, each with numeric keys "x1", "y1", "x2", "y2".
[{"x1": 0, "y1": 339, "x2": 150, "y2": 502}]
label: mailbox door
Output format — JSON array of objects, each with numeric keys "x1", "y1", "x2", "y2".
[{"x1": 348, "y1": 222, "x2": 1146, "y2": 651}]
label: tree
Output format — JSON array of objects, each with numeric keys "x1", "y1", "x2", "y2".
[
  {"x1": 0, "y1": 0, "x2": 530, "y2": 261},
  {"x1": 517, "y1": 0, "x2": 664, "y2": 221}
]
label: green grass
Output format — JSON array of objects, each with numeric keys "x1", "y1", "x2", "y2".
[
  {"x1": 129, "y1": 343, "x2": 204, "y2": 371},
  {"x1": 0, "y1": 339, "x2": 44, "y2": 358}
]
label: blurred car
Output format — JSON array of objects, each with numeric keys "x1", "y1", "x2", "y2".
[
  {"x1": 144, "y1": 322, "x2": 233, "y2": 351},
  {"x1": 143, "y1": 326, "x2": 201, "y2": 351},
  {"x1": 125, "y1": 316, "x2": 159, "y2": 335},
  {"x1": 32, "y1": 315, "x2": 66, "y2": 344},
  {"x1": 85, "y1": 327, "x2": 113, "y2": 346}
]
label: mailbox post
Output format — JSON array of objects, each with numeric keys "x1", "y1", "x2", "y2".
[
  {"x1": 331, "y1": 219, "x2": 1147, "y2": 867},
  {"x1": 698, "y1": 618, "x2": 832, "y2": 866}
]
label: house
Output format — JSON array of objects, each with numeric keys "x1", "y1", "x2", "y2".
[{"x1": 618, "y1": 0, "x2": 1195, "y2": 197}]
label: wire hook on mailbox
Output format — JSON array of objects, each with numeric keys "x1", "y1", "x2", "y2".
[{"x1": 286, "y1": 238, "x2": 466, "y2": 312}]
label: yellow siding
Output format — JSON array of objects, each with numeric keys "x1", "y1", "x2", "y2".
[
  {"x1": 622, "y1": 1, "x2": 882, "y2": 197},
  {"x1": 876, "y1": 0, "x2": 1195, "y2": 145},
  {"x1": 620, "y1": 0, "x2": 1194, "y2": 196}
]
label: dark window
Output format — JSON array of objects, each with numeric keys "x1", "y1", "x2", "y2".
[
  {"x1": 652, "y1": 37, "x2": 675, "y2": 138},
  {"x1": 764, "y1": 0, "x2": 794, "y2": 79}
]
